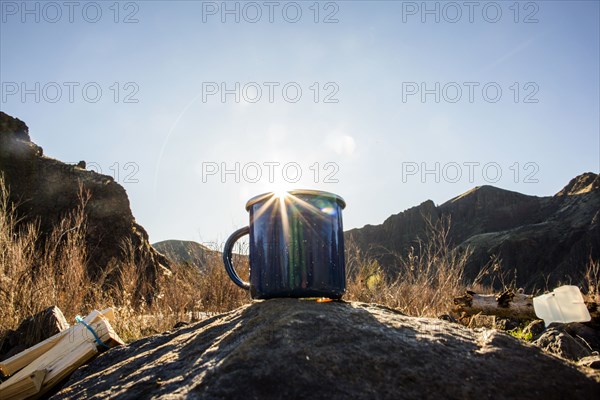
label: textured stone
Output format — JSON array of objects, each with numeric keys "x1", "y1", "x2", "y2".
[
  {"x1": 533, "y1": 328, "x2": 592, "y2": 361},
  {"x1": 563, "y1": 322, "x2": 600, "y2": 352},
  {"x1": 0, "y1": 306, "x2": 69, "y2": 361},
  {"x1": 494, "y1": 318, "x2": 520, "y2": 331},
  {"x1": 52, "y1": 299, "x2": 598, "y2": 399},
  {"x1": 578, "y1": 355, "x2": 600, "y2": 370},
  {"x1": 523, "y1": 320, "x2": 545, "y2": 339}
]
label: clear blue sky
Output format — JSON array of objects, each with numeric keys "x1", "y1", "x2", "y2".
[{"x1": 1, "y1": 1, "x2": 599, "y2": 244}]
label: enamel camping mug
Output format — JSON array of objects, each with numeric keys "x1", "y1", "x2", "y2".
[{"x1": 223, "y1": 190, "x2": 346, "y2": 299}]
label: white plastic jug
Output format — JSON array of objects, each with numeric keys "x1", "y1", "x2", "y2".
[{"x1": 533, "y1": 285, "x2": 591, "y2": 326}]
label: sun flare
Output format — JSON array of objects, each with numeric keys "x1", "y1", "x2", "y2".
[{"x1": 273, "y1": 189, "x2": 290, "y2": 201}]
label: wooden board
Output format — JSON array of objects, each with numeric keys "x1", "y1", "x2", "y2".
[
  {"x1": 0, "y1": 309, "x2": 123, "y2": 400},
  {"x1": 0, "y1": 308, "x2": 114, "y2": 377}
]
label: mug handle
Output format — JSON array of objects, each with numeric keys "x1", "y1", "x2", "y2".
[{"x1": 223, "y1": 226, "x2": 251, "y2": 290}]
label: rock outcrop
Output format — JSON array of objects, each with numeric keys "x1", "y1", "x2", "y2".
[
  {"x1": 346, "y1": 173, "x2": 600, "y2": 289},
  {"x1": 532, "y1": 321, "x2": 600, "y2": 362},
  {"x1": 0, "y1": 111, "x2": 170, "y2": 294},
  {"x1": 0, "y1": 306, "x2": 69, "y2": 361},
  {"x1": 51, "y1": 299, "x2": 598, "y2": 399}
]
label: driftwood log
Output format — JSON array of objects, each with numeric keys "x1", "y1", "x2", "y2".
[{"x1": 453, "y1": 290, "x2": 536, "y2": 320}]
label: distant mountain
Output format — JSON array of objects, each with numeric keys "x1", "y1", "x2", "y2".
[
  {"x1": 346, "y1": 173, "x2": 600, "y2": 290},
  {"x1": 153, "y1": 240, "x2": 216, "y2": 268}
]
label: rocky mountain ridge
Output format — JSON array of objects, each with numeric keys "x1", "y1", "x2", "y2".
[{"x1": 346, "y1": 173, "x2": 600, "y2": 289}]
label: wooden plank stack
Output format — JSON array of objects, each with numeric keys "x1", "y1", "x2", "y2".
[{"x1": 0, "y1": 308, "x2": 123, "y2": 400}]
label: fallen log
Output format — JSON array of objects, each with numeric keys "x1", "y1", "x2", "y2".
[{"x1": 453, "y1": 290, "x2": 536, "y2": 320}]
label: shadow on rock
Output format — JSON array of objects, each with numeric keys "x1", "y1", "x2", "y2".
[{"x1": 52, "y1": 299, "x2": 599, "y2": 399}]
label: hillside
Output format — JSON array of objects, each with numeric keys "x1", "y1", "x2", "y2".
[
  {"x1": 0, "y1": 111, "x2": 170, "y2": 295},
  {"x1": 152, "y1": 240, "x2": 215, "y2": 268},
  {"x1": 346, "y1": 173, "x2": 600, "y2": 290}
]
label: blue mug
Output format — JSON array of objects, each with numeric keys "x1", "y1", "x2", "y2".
[{"x1": 223, "y1": 190, "x2": 346, "y2": 299}]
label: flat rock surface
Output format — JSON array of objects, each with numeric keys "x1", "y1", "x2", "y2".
[{"x1": 52, "y1": 299, "x2": 599, "y2": 399}]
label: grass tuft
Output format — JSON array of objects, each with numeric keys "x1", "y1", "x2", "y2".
[{"x1": 345, "y1": 216, "x2": 474, "y2": 317}]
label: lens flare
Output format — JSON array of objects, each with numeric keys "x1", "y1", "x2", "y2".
[{"x1": 320, "y1": 206, "x2": 336, "y2": 216}]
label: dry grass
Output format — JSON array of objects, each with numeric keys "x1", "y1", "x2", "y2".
[
  {"x1": 583, "y1": 257, "x2": 599, "y2": 303},
  {"x1": 111, "y1": 242, "x2": 251, "y2": 342},
  {"x1": 0, "y1": 178, "x2": 98, "y2": 332},
  {"x1": 345, "y1": 217, "x2": 475, "y2": 317},
  {"x1": 0, "y1": 176, "x2": 250, "y2": 344}
]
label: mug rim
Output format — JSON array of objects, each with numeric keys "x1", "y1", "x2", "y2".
[{"x1": 245, "y1": 189, "x2": 346, "y2": 211}]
